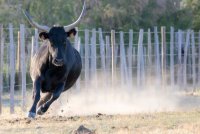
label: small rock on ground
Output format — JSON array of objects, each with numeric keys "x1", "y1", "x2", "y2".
[{"x1": 73, "y1": 125, "x2": 95, "y2": 134}]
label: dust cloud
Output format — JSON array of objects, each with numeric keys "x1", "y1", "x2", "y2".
[{"x1": 51, "y1": 74, "x2": 200, "y2": 116}]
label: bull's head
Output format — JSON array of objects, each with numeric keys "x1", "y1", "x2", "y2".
[{"x1": 24, "y1": 0, "x2": 85, "y2": 66}]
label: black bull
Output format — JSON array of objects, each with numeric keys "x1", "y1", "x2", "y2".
[
  {"x1": 24, "y1": 0, "x2": 85, "y2": 118},
  {"x1": 28, "y1": 27, "x2": 82, "y2": 118}
]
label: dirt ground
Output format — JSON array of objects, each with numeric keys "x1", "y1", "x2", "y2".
[
  {"x1": 1, "y1": 89, "x2": 200, "y2": 134},
  {"x1": 0, "y1": 110, "x2": 200, "y2": 134}
]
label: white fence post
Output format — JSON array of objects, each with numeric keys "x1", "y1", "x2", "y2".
[
  {"x1": 111, "y1": 30, "x2": 116, "y2": 87},
  {"x1": 6, "y1": 37, "x2": 10, "y2": 88},
  {"x1": 16, "y1": 31, "x2": 20, "y2": 91},
  {"x1": 177, "y1": 30, "x2": 183, "y2": 89},
  {"x1": 74, "y1": 28, "x2": 81, "y2": 90},
  {"x1": 9, "y1": 23, "x2": 15, "y2": 114},
  {"x1": 91, "y1": 29, "x2": 97, "y2": 86},
  {"x1": 98, "y1": 28, "x2": 107, "y2": 88},
  {"x1": 161, "y1": 26, "x2": 166, "y2": 87},
  {"x1": 120, "y1": 31, "x2": 125, "y2": 86},
  {"x1": 140, "y1": 29, "x2": 145, "y2": 88},
  {"x1": 114, "y1": 45, "x2": 118, "y2": 70},
  {"x1": 198, "y1": 31, "x2": 200, "y2": 86},
  {"x1": 191, "y1": 31, "x2": 196, "y2": 90},
  {"x1": 133, "y1": 47, "x2": 136, "y2": 66},
  {"x1": 84, "y1": 29, "x2": 89, "y2": 88},
  {"x1": 0, "y1": 25, "x2": 4, "y2": 114},
  {"x1": 137, "y1": 29, "x2": 144, "y2": 89},
  {"x1": 106, "y1": 36, "x2": 111, "y2": 72},
  {"x1": 105, "y1": 35, "x2": 111, "y2": 86},
  {"x1": 170, "y1": 27, "x2": 175, "y2": 88},
  {"x1": 183, "y1": 30, "x2": 190, "y2": 89},
  {"x1": 120, "y1": 31, "x2": 128, "y2": 86},
  {"x1": 76, "y1": 38, "x2": 81, "y2": 91},
  {"x1": 147, "y1": 28, "x2": 152, "y2": 66},
  {"x1": 128, "y1": 30, "x2": 133, "y2": 87},
  {"x1": 20, "y1": 24, "x2": 26, "y2": 111},
  {"x1": 99, "y1": 28, "x2": 106, "y2": 74},
  {"x1": 154, "y1": 27, "x2": 161, "y2": 86}
]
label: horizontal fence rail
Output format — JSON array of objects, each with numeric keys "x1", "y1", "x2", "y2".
[{"x1": 0, "y1": 24, "x2": 200, "y2": 113}]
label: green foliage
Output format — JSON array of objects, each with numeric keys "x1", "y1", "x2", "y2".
[
  {"x1": 27, "y1": 0, "x2": 75, "y2": 26},
  {"x1": 0, "y1": 0, "x2": 198, "y2": 30},
  {"x1": 182, "y1": 0, "x2": 200, "y2": 30}
]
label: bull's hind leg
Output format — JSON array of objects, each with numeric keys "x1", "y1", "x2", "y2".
[
  {"x1": 37, "y1": 82, "x2": 64, "y2": 115},
  {"x1": 37, "y1": 93, "x2": 52, "y2": 109}
]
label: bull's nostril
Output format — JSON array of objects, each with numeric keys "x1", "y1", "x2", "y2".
[
  {"x1": 55, "y1": 59, "x2": 63, "y2": 63},
  {"x1": 53, "y1": 58, "x2": 64, "y2": 66}
]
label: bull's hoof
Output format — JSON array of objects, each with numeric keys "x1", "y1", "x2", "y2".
[
  {"x1": 37, "y1": 106, "x2": 45, "y2": 115},
  {"x1": 27, "y1": 112, "x2": 36, "y2": 118}
]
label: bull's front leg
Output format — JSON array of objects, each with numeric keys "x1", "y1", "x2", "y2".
[
  {"x1": 37, "y1": 82, "x2": 64, "y2": 115},
  {"x1": 28, "y1": 78, "x2": 41, "y2": 118}
]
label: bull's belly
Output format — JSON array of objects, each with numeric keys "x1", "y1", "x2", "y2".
[
  {"x1": 41, "y1": 77, "x2": 79, "y2": 93},
  {"x1": 41, "y1": 70, "x2": 67, "y2": 92},
  {"x1": 41, "y1": 80, "x2": 59, "y2": 93},
  {"x1": 40, "y1": 63, "x2": 81, "y2": 93},
  {"x1": 41, "y1": 80, "x2": 76, "y2": 93}
]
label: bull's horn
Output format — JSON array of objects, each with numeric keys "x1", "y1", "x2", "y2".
[
  {"x1": 64, "y1": 0, "x2": 86, "y2": 32},
  {"x1": 23, "y1": 10, "x2": 50, "y2": 32}
]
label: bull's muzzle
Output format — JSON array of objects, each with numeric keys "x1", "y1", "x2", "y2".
[{"x1": 53, "y1": 58, "x2": 64, "y2": 66}]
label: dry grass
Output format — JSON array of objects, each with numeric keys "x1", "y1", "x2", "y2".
[
  {"x1": 1, "y1": 86, "x2": 200, "y2": 134},
  {"x1": 0, "y1": 110, "x2": 200, "y2": 134}
]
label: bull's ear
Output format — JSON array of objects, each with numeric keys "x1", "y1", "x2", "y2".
[
  {"x1": 66, "y1": 28, "x2": 77, "y2": 38},
  {"x1": 39, "y1": 32, "x2": 49, "y2": 40}
]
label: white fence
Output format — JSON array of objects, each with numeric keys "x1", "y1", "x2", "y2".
[{"x1": 0, "y1": 24, "x2": 200, "y2": 113}]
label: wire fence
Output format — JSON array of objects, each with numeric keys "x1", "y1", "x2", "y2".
[{"x1": 1, "y1": 24, "x2": 200, "y2": 113}]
